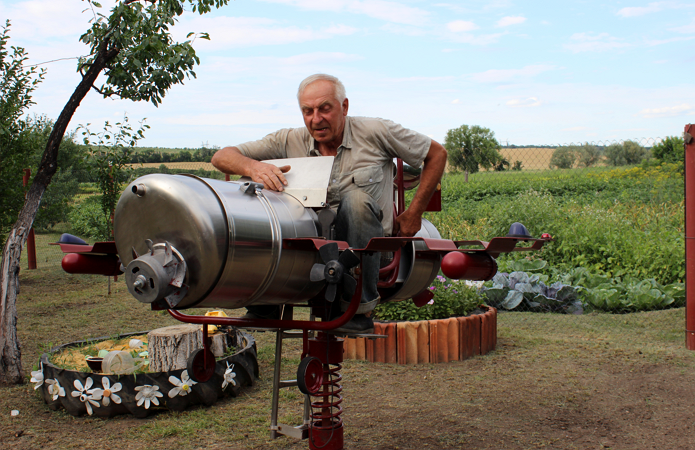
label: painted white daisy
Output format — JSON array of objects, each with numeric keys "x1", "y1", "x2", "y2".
[
  {"x1": 90, "y1": 377, "x2": 122, "y2": 406},
  {"x1": 30, "y1": 363, "x2": 44, "y2": 390},
  {"x1": 134, "y1": 384, "x2": 163, "y2": 409},
  {"x1": 45, "y1": 378, "x2": 65, "y2": 401},
  {"x1": 71, "y1": 378, "x2": 102, "y2": 415},
  {"x1": 168, "y1": 370, "x2": 197, "y2": 398},
  {"x1": 222, "y1": 362, "x2": 237, "y2": 390}
]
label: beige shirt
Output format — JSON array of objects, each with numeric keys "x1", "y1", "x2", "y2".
[{"x1": 236, "y1": 116, "x2": 431, "y2": 235}]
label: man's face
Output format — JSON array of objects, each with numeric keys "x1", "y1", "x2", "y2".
[{"x1": 299, "y1": 80, "x2": 348, "y2": 146}]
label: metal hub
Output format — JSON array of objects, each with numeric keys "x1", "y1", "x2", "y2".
[{"x1": 124, "y1": 240, "x2": 188, "y2": 307}]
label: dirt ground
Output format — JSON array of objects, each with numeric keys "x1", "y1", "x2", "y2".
[{"x1": 1, "y1": 269, "x2": 694, "y2": 450}]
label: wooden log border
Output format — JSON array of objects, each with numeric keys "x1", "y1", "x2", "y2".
[{"x1": 346, "y1": 306, "x2": 497, "y2": 364}]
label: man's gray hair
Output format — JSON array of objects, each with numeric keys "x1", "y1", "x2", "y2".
[{"x1": 297, "y1": 74, "x2": 346, "y2": 104}]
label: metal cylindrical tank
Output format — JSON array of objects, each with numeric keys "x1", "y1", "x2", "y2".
[
  {"x1": 114, "y1": 174, "x2": 322, "y2": 309},
  {"x1": 379, "y1": 219, "x2": 442, "y2": 303}
]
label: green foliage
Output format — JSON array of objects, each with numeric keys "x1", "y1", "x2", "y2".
[
  {"x1": 549, "y1": 147, "x2": 575, "y2": 169},
  {"x1": 444, "y1": 125, "x2": 503, "y2": 175},
  {"x1": 574, "y1": 143, "x2": 602, "y2": 168},
  {"x1": 0, "y1": 21, "x2": 46, "y2": 245},
  {"x1": 555, "y1": 267, "x2": 685, "y2": 312},
  {"x1": 80, "y1": 116, "x2": 148, "y2": 238},
  {"x1": 651, "y1": 136, "x2": 684, "y2": 163},
  {"x1": 131, "y1": 165, "x2": 225, "y2": 179},
  {"x1": 79, "y1": 0, "x2": 229, "y2": 107},
  {"x1": 68, "y1": 195, "x2": 111, "y2": 241},
  {"x1": 604, "y1": 140, "x2": 648, "y2": 166},
  {"x1": 129, "y1": 146, "x2": 218, "y2": 163},
  {"x1": 373, "y1": 275, "x2": 481, "y2": 321},
  {"x1": 502, "y1": 258, "x2": 547, "y2": 273},
  {"x1": 428, "y1": 164, "x2": 684, "y2": 285},
  {"x1": 0, "y1": 20, "x2": 45, "y2": 144}
]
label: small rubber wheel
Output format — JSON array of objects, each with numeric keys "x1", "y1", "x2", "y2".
[
  {"x1": 186, "y1": 348, "x2": 216, "y2": 383},
  {"x1": 297, "y1": 357, "x2": 323, "y2": 395}
]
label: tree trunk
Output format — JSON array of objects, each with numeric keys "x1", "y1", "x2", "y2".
[
  {"x1": 147, "y1": 324, "x2": 227, "y2": 373},
  {"x1": 0, "y1": 43, "x2": 119, "y2": 385},
  {"x1": 465, "y1": 170, "x2": 469, "y2": 183}
]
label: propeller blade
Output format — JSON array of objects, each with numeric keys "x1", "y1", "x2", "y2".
[
  {"x1": 325, "y1": 283, "x2": 338, "y2": 302},
  {"x1": 319, "y1": 242, "x2": 339, "y2": 264},
  {"x1": 338, "y1": 249, "x2": 360, "y2": 270},
  {"x1": 310, "y1": 263, "x2": 326, "y2": 282},
  {"x1": 341, "y1": 274, "x2": 357, "y2": 302}
]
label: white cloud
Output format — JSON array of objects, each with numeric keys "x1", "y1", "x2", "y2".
[
  {"x1": 496, "y1": 16, "x2": 527, "y2": 27},
  {"x1": 382, "y1": 75, "x2": 456, "y2": 83},
  {"x1": 166, "y1": 110, "x2": 299, "y2": 127},
  {"x1": 448, "y1": 32, "x2": 507, "y2": 45},
  {"x1": 452, "y1": 99, "x2": 460, "y2": 104},
  {"x1": 639, "y1": 103, "x2": 693, "y2": 118},
  {"x1": 617, "y1": 2, "x2": 665, "y2": 17},
  {"x1": 645, "y1": 36, "x2": 695, "y2": 45},
  {"x1": 7, "y1": 0, "x2": 95, "y2": 41},
  {"x1": 506, "y1": 97, "x2": 541, "y2": 107},
  {"x1": 447, "y1": 20, "x2": 479, "y2": 32},
  {"x1": 671, "y1": 17, "x2": 695, "y2": 34},
  {"x1": 380, "y1": 23, "x2": 427, "y2": 36},
  {"x1": 562, "y1": 126, "x2": 589, "y2": 131},
  {"x1": 470, "y1": 65, "x2": 557, "y2": 83},
  {"x1": 564, "y1": 33, "x2": 630, "y2": 53},
  {"x1": 259, "y1": 0, "x2": 430, "y2": 26},
  {"x1": 178, "y1": 16, "x2": 358, "y2": 49}
]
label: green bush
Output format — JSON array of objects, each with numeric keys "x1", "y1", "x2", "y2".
[
  {"x1": 604, "y1": 140, "x2": 648, "y2": 166},
  {"x1": 549, "y1": 147, "x2": 575, "y2": 169},
  {"x1": 68, "y1": 195, "x2": 110, "y2": 241},
  {"x1": 373, "y1": 276, "x2": 481, "y2": 321},
  {"x1": 575, "y1": 143, "x2": 602, "y2": 168},
  {"x1": 651, "y1": 136, "x2": 684, "y2": 163}
]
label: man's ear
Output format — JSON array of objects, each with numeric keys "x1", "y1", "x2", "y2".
[{"x1": 342, "y1": 98, "x2": 349, "y2": 116}]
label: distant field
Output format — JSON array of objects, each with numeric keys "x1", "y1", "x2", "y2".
[
  {"x1": 500, "y1": 147, "x2": 556, "y2": 171},
  {"x1": 132, "y1": 149, "x2": 555, "y2": 172},
  {"x1": 130, "y1": 162, "x2": 217, "y2": 170}
]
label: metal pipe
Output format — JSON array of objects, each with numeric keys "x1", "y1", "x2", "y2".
[
  {"x1": 685, "y1": 124, "x2": 695, "y2": 349},
  {"x1": 167, "y1": 262, "x2": 364, "y2": 332}
]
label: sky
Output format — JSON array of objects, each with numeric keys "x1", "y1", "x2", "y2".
[{"x1": 1, "y1": 0, "x2": 694, "y2": 148}]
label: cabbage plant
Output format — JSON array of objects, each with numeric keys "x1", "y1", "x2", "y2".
[{"x1": 481, "y1": 271, "x2": 583, "y2": 314}]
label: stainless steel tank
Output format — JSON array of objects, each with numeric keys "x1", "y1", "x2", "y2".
[
  {"x1": 115, "y1": 174, "x2": 322, "y2": 309},
  {"x1": 115, "y1": 173, "x2": 442, "y2": 310}
]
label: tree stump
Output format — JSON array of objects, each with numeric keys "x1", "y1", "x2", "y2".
[{"x1": 147, "y1": 324, "x2": 227, "y2": 372}]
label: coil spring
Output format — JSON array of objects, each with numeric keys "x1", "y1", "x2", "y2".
[{"x1": 309, "y1": 362, "x2": 343, "y2": 431}]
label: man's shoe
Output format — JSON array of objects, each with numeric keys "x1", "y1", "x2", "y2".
[{"x1": 332, "y1": 314, "x2": 374, "y2": 334}]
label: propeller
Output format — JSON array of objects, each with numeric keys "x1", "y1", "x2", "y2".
[{"x1": 310, "y1": 242, "x2": 361, "y2": 302}]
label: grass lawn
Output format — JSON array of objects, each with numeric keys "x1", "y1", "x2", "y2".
[{"x1": 1, "y1": 266, "x2": 694, "y2": 449}]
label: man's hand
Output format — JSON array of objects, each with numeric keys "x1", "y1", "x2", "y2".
[
  {"x1": 394, "y1": 209, "x2": 422, "y2": 237},
  {"x1": 211, "y1": 147, "x2": 291, "y2": 192},
  {"x1": 249, "y1": 162, "x2": 291, "y2": 191}
]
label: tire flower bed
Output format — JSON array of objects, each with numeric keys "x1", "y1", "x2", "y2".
[{"x1": 31, "y1": 329, "x2": 258, "y2": 418}]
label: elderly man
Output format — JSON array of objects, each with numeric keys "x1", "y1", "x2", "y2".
[{"x1": 211, "y1": 74, "x2": 447, "y2": 333}]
